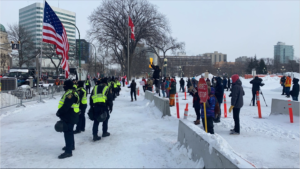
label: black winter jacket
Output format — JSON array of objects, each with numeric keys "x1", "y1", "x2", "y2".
[
  {"x1": 227, "y1": 78, "x2": 231, "y2": 88},
  {"x1": 190, "y1": 91, "x2": 201, "y2": 109},
  {"x1": 180, "y1": 79, "x2": 185, "y2": 86},
  {"x1": 250, "y1": 77, "x2": 264, "y2": 92},
  {"x1": 290, "y1": 78, "x2": 299, "y2": 97},
  {"x1": 129, "y1": 82, "x2": 136, "y2": 91},
  {"x1": 280, "y1": 77, "x2": 286, "y2": 86},
  {"x1": 231, "y1": 79, "x2": 245, "y2": 108},
  {"x1": 151, "y1": 65, "x2": 161, "y2": 79},
  {"x1": 215, "y1": 77, "x2": 224, "y2": 104},
  {"x1": 56, "y1": 89, "x2": 79, "y2": 124}
]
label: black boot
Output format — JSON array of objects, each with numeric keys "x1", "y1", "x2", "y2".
[
  {"x1": 73, "y1": 130, "x2": 81, "y2": 134},
  {"x1": 62, "y1": 146, "x2": 75, "y2": 151},
  {"x1": 102, "y1": 132, "x2": 110, "y2": 137},
  {"x1": 93, "y1": 135, "x2": 101, "y2": 141},
  {"x1": 58, "y1": 152, "x2": 72, "y2": 159}
]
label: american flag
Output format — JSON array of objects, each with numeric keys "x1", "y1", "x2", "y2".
[{"x1": 42, "y1": 1, "x2": 70, "y2": 78}]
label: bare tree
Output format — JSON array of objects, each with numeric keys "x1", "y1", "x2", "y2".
[
  {"x1": 7, "y1": 23, "x2": 38, "y2": 68},
  {"x1": 88, "y1": 0, "x2": 169, "y2": 80},
  {"x1": 42, "y1": 43, "x2": 63, "y2": 75}
]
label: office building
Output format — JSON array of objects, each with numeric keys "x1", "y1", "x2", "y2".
[
  {"x1": 235, "y1": 56, "x2": 250, "y2": 63},
  {"x1": 76, "y1": 39, "x2": 91, "y2": 64},
  {"x1": 274, "y1": 42, "x2": 294, "y2": 64},
  {"x1": 202, "y1": 51, "x2": 227, "y2": 65}
]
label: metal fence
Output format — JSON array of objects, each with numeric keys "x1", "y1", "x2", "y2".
[{"x1": 0, "y1": 85, "x2": 64, "y2": 109}]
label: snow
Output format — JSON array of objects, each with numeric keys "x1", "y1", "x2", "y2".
[
  {"x1": 0, "y1": 86, "x2": 200, "y2": 168},
  {"x1": 1, "y1": 75, "x2": 299, "y2": 168}
]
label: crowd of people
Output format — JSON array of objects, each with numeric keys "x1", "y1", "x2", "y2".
[
  {"x1": 54, "y1": 76, "x2": 121, "y2": 159},
  {"x1": 280, "y1": 75, "x2": 299, "y2": 101}
]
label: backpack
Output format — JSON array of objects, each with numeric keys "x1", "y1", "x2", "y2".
[{"x1": 213, "y1": 96, "x2": 221, "y2": 117}]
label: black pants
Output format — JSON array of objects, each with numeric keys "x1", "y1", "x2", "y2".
[
  {"x1": 122, "y1": 81, "x2": 125, "y2": 87},
  {"x1": 131, "y1": 90, "x2": 136, "y2": 100},
  {"x1": 252, "y1": 91, "x2": 257, "y2": 106},
  {"x1": 194, "y1": 107, "x2": 200, "y2": 120},
  {"x1": 282, "y1": 85, "x2": 285, "y2": 95},
  {"x1": 233, "y1": 108, "x2": 240, "y2": 133},
  {"x1": 76, "y1": 108, "x2": 86, "y2": 131},
  {"x1": 143, "y1": 86, "x2": 146, "y2": 92},
  {"x1": 202, "y1": 117, "x2": 214, "y2": 134},
  {"x1": 92, "y1": 106, "x2": 110, "y2": 135},
  {"x1": 63, "y1": 123, "x2": 75, "y2": 153},
  {"x1": 86, "y1": 86, "x2": 90, "y2": 94},
  {"x1": 180, "y1": 85, "x2": 184, "y2": 92}
]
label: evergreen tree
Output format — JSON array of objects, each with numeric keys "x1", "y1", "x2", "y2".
[
  {"x1": 246, "y1": 58, "x2": 254, "y2": 74},
  {"x1": 253, "y1": 55, "x2": 259, "y2": 70},
  {"x1": 258, "y1": 59, "x2": 267, "y2": 74}
]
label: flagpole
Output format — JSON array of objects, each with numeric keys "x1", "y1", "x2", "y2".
[{"x1": 127, "y1": 15, "x2": 129, "y2": 81}]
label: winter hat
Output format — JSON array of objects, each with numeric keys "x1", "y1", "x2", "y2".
[
  {"x1": 231, "y1": 74, "x2": 239, "y2": 84},
  {"x1": 77, "y1": 81, "x2": 84, "y2": 87},
  {"x1": 64, "y1": 80, "x2": 73, "y2": 88}
]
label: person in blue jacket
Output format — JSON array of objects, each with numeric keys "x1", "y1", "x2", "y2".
[{"x1": 200, "y1": 87, "x2": 216, "y2": 134}]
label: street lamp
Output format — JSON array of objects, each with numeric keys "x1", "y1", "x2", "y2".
[
  {"x1": 163, "y1": 58, "x2": 167, "y2": 77},
  {"x1": 281, "y1": 66, "x2": 285, "y2": 75},
  {"x1": 179, "y1": 66, "x2": 182, "y2": 77},
  {"x1": 65, "y1": 21, "x2": 81, "y2": 80}
]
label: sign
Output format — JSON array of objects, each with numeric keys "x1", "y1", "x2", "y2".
[
  {"x1": 197, "y1": 77, "x2": 208, "y2": 103},
  {"x1": 149, "y1": 58, "x2": 153, "y2": 68},
  {"x1": 9, "y1": 69, "x2": 29, "y2": 73}
]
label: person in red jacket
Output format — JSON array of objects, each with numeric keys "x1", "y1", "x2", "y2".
[{"x1": 142, "y1": 77, "x2": 147, "y2": 92}]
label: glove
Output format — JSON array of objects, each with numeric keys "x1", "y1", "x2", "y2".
[{"x1": 229, "y1": 105, "x2": 234, "y2": 113}]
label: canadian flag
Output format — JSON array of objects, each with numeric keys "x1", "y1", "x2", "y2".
[
  {"x1": 128, "y1": 16, "x2": 135, "y2": 40},
  {"x1": 125, "y1": 75, "x2": 128, "y2": 85}
]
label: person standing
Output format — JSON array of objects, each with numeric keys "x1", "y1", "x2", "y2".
[
  {"x1": 227, "y1": 77, "x2": 231, "y2": 91},
  {"x1": 128, "y1": 79, "x2": 137, "y2": 101},
  {"x1": 147, "y1": 78, "x2": 153, "y2": 91},
  {"x1": 190, "y1": 87, "x2": 201, "y2": 125},
  {"x1": 165, "y1": 77, "x2": 170, "y2": 98},
  {"x1": 285, "y1": 75, "x2": 292, "y2": 98},
  {"x1": 116, "y1": 77, "x2": 121, "y2": 96},
  {"x1": 200, "y1": 87, "x2": 217, "y2": 134},
  {"x1": 151, "y1": 64, "x2": 161, "y2": 87},
  {"x1": 180, "y1": 78, "x2": 185, "y2": 92},
  {"x1": 169, "y1": 79, "x2": 176, "y2": 106},
  {"x1": 74, "y1": 81, "x2": 88, "y2": 134},
  {"x1": 280, "y1": 76, "x2": 286, "y2": 95},
  {"x1": 106, "y1": 78, "x2": 114, "y2": 113},
  {"x1": 122, "y1": 77, "x2": 125, "y2": 87},
  {"x1": 85, "y1": 78, "x2": 91, "y2": 94},
  {"x1": 214, "y1": 77, "x2": 224, "y2": 123},
  {"x1": 90, "y1": 79, "x2": 110, "y2": 141},
  {"x1": 142, "y1": 77, "x2": 147, "y2": 92},
  {"x1": 289, "y1": 78, "x2": 299, "y2": 101},
  {"x1": 55, "y1": 78, "x2": 60, "y2": 86},
  {"x1": 56, "y1": 80, "x2": 80, "y2": 159},
  {"x1": 229, "y1": 74, "x2": 244, "y2": 135},
  {"x1": 250, "y1": 76, "x2": 264, "y2": 106},
  {"x1": 223, "y1": 77, "x2": 228, "y2": 91}
]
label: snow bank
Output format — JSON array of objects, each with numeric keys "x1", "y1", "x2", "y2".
[{"x1": 0, "y1": 92, "x2": 19, "y2": 109}]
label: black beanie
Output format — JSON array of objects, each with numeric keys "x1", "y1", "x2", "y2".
[
  {"x1": 77, "y1": 81, "x2": 84, "y2": 87},
  {"x1": 64, "y1": 80, "x2": 73, "y2": 90}
]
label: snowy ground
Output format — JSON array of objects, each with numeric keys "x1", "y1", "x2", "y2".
[
  {"x1": 0, "y1": 86, "x2": 202, "y2": 168},
  {"x1": 1, "y1": 74, "x2": 299, "y2": 168},
  {"x1": 170, "y1": 75, "x2": 300, "y2": 168}
]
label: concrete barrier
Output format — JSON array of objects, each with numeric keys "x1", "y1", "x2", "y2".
[
  {"x1": 178, "y1": 119, "x2": 255, "y2": 168},
  {"x1": 145, "y1": 90, "x2": 171, "y2": 117},
  {"x1": 271, "y1": 98, "x2": 299, "y2": 116}
]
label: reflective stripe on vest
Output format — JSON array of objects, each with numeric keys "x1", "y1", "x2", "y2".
[
  {"x1": 58, "y1": 89, "x2": 80, "y2": 113},
  {"x1": 113, "y1": 82, "x2": 117, "y2": 88},
  {"x1": 92, "y1": 85, "x2": 108, "y2": 103},
  {"x1": 73, "y1": 84, "x2": 77, "y2": 89},
  {"x1": 117, "y1": 81, "x2": 121, "y2": 86},
  {"x1": 85, "y1": 80, "x2": 89, "y2": 86},
  {"x1": 76, "y1": 87, "x2": 87, "y2": 104}
]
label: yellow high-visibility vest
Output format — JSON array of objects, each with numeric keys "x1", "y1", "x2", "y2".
[
  {"x1": 58, "y1": 89, "x2": 80, "y2": 113},
  {"x1": 76, "y1": 87, "x2": 87, "y2": 104},
  {"x1": 92, "y1": 85, "x2": 108, "y2": 103}
]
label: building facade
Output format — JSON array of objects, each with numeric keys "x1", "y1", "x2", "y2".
[
  {"x1": 202, "y1": 51, "x2": 227, "y2": 65},
  {"x1": 235, "y1": 56, "x2": 250, "y2": 63},
  {"x1": 274, "y1": 42, "x2": 294, "y2": 64},
  {"x1": 159, "y1": 55, "x2": 211, "y2": 77},
  {"x1": 18, "y1": 3, "x2": 76, "y2": 71},
  {"x1": 76, "y1": 39, "x2": 91, "y2": 64},
  {"x1": 0, "y1": 24, "x2": 12, "y2": 74}
]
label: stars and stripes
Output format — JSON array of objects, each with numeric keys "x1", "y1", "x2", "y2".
[{"x1": 42, "y1": 1, "x2": 70, "y2": 78}]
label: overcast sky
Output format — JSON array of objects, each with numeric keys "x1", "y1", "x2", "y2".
[{"x1": 0, "y1": 0, "x2": 299, "y2": 62}]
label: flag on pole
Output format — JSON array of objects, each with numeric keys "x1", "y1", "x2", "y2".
[
  {"x1": 42, "y1": 1, "x2": 70, "y2": 78},
  {"x1": 128, "y1": 16, "x2": 135, "y2": 40}
]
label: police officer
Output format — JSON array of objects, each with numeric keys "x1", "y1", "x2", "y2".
[
  {"x1": 90, "y1": 78, "x2": 111, "y2": 141},
  {"x1": 85, "y1": 78, "x2": 91, "y2": 94},
  {"x1": 72, "y1": 79, "x2": 77, "y2": 89},
  {"x1": 115, "y1": 77, "x2": 121, "y2": 96},
  {"x1": 113, "y1": 77, "x2": 118, "y2": 98},
  {"x1": 74, "y1": 81, "x2": 87, "y2": 134},
  {"x1": 107, "y1": 78, "x2": 114, "y2": 113},
  {"x1": 56, "y1": 80, "x2": 80, "y2": 159}
]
